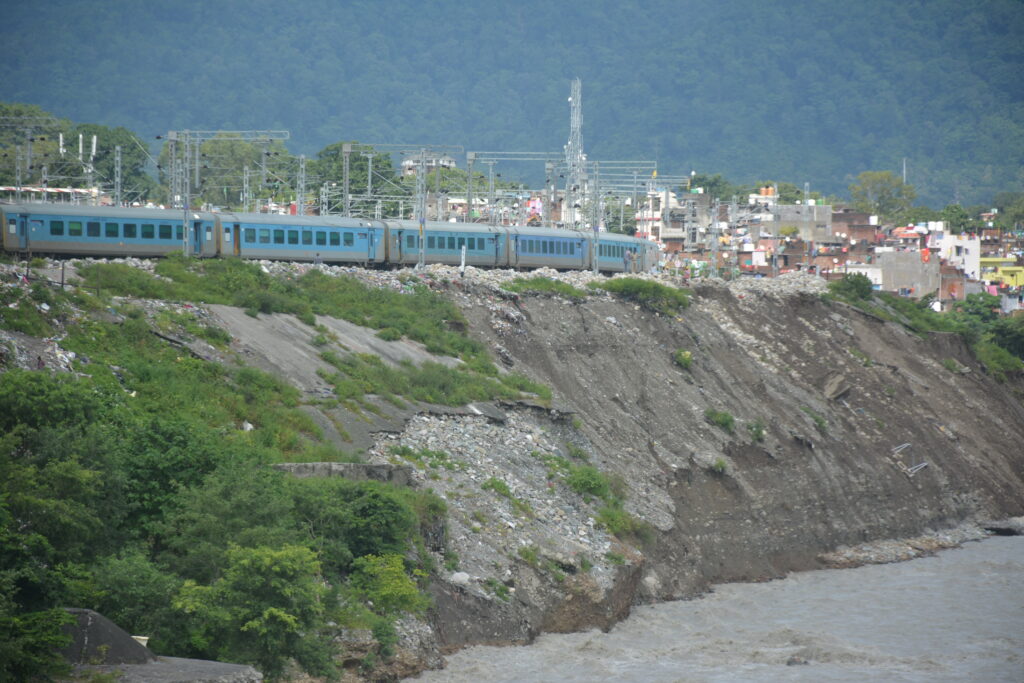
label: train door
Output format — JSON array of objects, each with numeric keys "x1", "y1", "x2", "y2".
[
  {"x1": 233, "y1": 223, "x2": 241, "y2": 256},
  {"x1": 367, "y1": 229, "x2": 377, "y2": 263},
  {"x1": 18, "y1": 214, "x2": 29, "y2": 250},
  {"x1": 511, "y1": 235, "x2": 520, "y2": 268},
  {"x1": 189, "y1": 221, "x2": 201, "y2": 256}
]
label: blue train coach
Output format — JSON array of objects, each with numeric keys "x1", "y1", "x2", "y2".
[
  {"x1": 215, "y1": 212, "x2": 385, "y2": 264},
  {"x1": 1, "y1": 203, "x2": 219, "y2": 257}
]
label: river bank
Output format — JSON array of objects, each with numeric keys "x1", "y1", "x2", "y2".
[{"x1": 412, "y1": 534, "x2": 1024, "y2": 682}]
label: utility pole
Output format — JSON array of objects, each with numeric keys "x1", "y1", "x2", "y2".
[
  {"x1": 114, "y1": 145, "x2": 122, "y2": 206},
  {"x1": 296, "y1": 155, "x2": 306, "y2": 216},
  {"x1": 243, "y1": 166, "x2": 251, "y2": 212},
  {"x1": 565, "y1": 78, "x2": 584, "y2": 230},
  {"x1": 466, "y1": 152, "x2": 475, "y2": 223},
  {"x1": 342, "y1": 143, "x2": 351, "y2": 216},
  {"x1": 415, "y1": 149, "x2": 427, "y2": 268}
]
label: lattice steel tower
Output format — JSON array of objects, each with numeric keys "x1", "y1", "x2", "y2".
[{"x1": 564, "y1": 78, "x2": 585, "y2": 229}]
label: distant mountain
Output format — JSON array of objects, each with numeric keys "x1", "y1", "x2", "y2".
[{"x1": 3, "y1": 0, "x2": 1022, "y2": 205}]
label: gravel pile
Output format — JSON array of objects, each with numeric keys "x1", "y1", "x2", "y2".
[
  {"x1": 727, "y1": 270, "x2": 830, "y2": 299},
  {"x1": 367, "y1": 412, "x2": 621, "y2": 598}
]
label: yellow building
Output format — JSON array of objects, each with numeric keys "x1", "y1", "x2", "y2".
[{"x1": 980, "y1": 257, "x2": 1024, "y2": 287}]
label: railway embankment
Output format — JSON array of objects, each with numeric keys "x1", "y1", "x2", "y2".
[{"x1": 3, "y1": 259, "x2": 1023, "y2": 681}]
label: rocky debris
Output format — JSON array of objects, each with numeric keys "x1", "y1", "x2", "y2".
[
  {"x1": 982, "y1": 516, "x2": 1024, "y2": 536},
  {"x1": 817, "y1": 524, "x2": 989, "y2": 568},
  {"x1": 822, "y1": 372, "x2": 851, "y2": 401},
  {"x1": 366, "y1": 411, "x2": 625, "y2": 609},
  {"x1": 727, "y1": 270, "x2": 830, "y2": 300}
]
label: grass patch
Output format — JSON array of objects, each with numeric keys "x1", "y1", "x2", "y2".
[
  {"x1": 503, "y1": 276, "x2": 588, "y2": 301},
  {"x1": 848, "y1": 347, "x2": 872, "y2": 367},
  {"x1": 704, "y1": 408, "x2": 735, "y2": 434},
  {"x1": 746, "y1": 418, "x2": 766, "y2": 443},
  {"x1": 673, "y1": 349, "x2": 693, "y2": 370},
  {"x1": 388, "y1": 445, "x2": 461, "y2": 471},
  {"x1": 481, "y1": 477, "x2": 532, "y2": 516},
  {"x1": 484, "y1": 578, "x2": 510, "y2": 601},
  {"x1": 710, "y1": 457, "x2": 728, "y2": 475},
  {"x1": 589, "y1": 277, "x2": 690, "y2": 315},
  {"x1": 319, "y1": 351, "x2": 545, "y2": 408},
  {"x1": 941, "y1": 357, "x2": 960, "y2": 373},
  {"x1": 800, "y1": 405, "x2": 828, "y2": 434}
]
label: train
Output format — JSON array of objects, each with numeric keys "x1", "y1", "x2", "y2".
[{"x1": 1, "y1": 202, "x2": 658, "y2": 274}]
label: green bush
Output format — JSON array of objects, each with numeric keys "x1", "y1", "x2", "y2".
[
  {"x1": 704, "y1": 408, "x2": 735, "y2": 433},
  {"x1": 828, "y1": 273, "x2": 874, "y2": 301},
  {"x1": 503, "y1": 276, "x2": 588, "y2": 301},
  {"x1": 590, "y1": 277, "x2": 690, "y2": 315},
  {"x1": 711, "y1": 457, "x2": 728, "y2": 475},
  {"x1": 596, "y1": 502, "x2": 653, "y2": 545},
  {"x1": 673, "y1": 349, "x2": 693, "y2": 370},
  {"x1": 566, "y1": 465, "x2": 611, "y2": 500}
]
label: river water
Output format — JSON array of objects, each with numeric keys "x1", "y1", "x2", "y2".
[{"x1": 413, "y1": 537, "x2": 1023, "y2": 682}]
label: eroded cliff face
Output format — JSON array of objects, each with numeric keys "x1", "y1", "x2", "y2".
[
  {"x1": 413, "y1": 276, "x2": 1024, "y2": 634},
  {"x1": 456, "y1": 279, "x2": 1024, "y2": 607}
]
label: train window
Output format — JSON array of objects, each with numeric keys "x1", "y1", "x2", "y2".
[
  {"x1": 205, "y1": 226, "x2": 212, "y2": 241},
  {"x1": 329, "y1": 232, "x2": 340, "y2": 246},
  {"x1": 273, "y1": 230, "x2": 285, "y2": 244},
  {"x1": 343, "y1": 232, "x2": 354, "y2": 247},
  {"x1": 428, "y1": 236, "x2": 435, "y2": 249},
  {"x1": 288, "y1": 230, "x2": 299, "y2": 245},
  {"x1": 124, "y1": 224, "x2": 137, "y2": 238},
  {"x1": 105, "y1": 223, "x2": 118, "y2": 238},
  {"x1": 87, "y1": 222, "x2": 100, "y2": 237},
  {"x1": 69, "y1": 221, "x2": 83, "y2": 237},
  {"x1": 569, "y1": 243, "x2": 574, "y2": 255},
  {"x1": 302, "y1": 231, "x2": 312, "y2": 245},
  {"x1": 447, "y1": 236, "x2": 455, "y2": 250},
  {"x1": 177, "y1": 225, "x2": 184, "y2": 241},
  {"x1": 159, "y1": 224, "x2": 172, "y2": 240},
  {"x1": 406, "y1": 235, "x2": 415, "y2": 248},
  {"x1": 50, "y1": 221, "x2": 64, "y2": 236},
  {"x1": 7, "y1": 218, "x2": 14, "y2": 234},
  {"x1": 541, "y1": 241, "x2": 547, "y2": 254},
  {"x1": 316, "y1": 231, "x2": 326, "y2": 246},
  {"x1": 457, "y1": 237, "x2": 465, "y2": 250},
  {"x1": 223, "y1": 227, "x2": 231, "y2": 240},
  {"x1": 468, "y1": 237, "x2": 476, "y2": 250},
  {"x1": 245, "y1": 228, "x2": 256, "y2": 242},
  {"x1": 141, "y1": 224, "x2": 155, "y2": 239},
  {"x1": 259, "y1": 229, "x2": 271, "y2": 244}
]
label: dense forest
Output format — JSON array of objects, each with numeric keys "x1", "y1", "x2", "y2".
[{"x1": 3, "y1": 0, "x2": 1022, "y2": 207}]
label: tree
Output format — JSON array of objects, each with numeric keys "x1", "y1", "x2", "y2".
[
  {"x1": 174, "y1": 544, "x2": 336, "y2": 680},
  {"x1": 848, "y1": 170, "x2": 916, "y2": 222},
  {"x1": 990, "y1": 315, "x2": 1024, "y2": 360},
  {"x1": 940, "y1": 204, "x2": 972, "y2": 233}
]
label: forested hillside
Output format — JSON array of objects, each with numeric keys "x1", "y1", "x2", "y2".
[{"x1": 3, "y1": 0, "x2": 1022, "y2": 206}]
